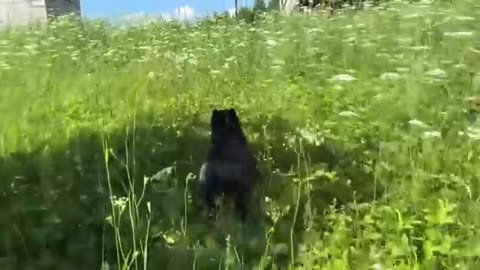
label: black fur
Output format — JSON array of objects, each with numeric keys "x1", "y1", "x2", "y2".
[{"x1": 199, "y1": 108, "x2": 259, "y2": 222}]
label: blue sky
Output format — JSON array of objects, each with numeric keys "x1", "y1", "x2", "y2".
[{"x1": 81, "y1": 0, "x2": 254, "y2": 20}]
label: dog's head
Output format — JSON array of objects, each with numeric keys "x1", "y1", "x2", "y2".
[{"x1": 210, "y1": 108, "x2": 246, "y2": 144}]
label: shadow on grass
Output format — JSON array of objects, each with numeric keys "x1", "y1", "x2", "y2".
[{"x1": 0, "y1": 112, "x2": 384, "y2": 270}]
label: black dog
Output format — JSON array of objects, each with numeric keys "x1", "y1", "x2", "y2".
[{"x1": 198, "y1": 108, "x2": 259, "y2": 222}]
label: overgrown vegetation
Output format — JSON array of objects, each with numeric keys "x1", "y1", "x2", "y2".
[{"x1": 1, "y1": 1, "x2": 480, "y2": 269}]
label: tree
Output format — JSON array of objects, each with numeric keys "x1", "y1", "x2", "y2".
[
  {"x1": 237, "y1": 7, "x2": 255, "y2": 23},
  {"x1": 235, "y1": 0, "x2": 238, "y2": 17},
  {"x1": 253, "y1": 0, "x2": 267, "y2": 12},
  {"x1": 268, "y1": 0, "x2": 281, "y2": 10}
]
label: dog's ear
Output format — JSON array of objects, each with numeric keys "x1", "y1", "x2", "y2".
[
  {"x1": 227, "y1": 108, "x2": 241, "y2": 126},
  {"x1": 211, "y1": 109, "x2": 222, "y2": 121},
  {"x1": 211, "y1": 109, "x2": 220, "y2": 126},
  {"x1": 211, "y1": 109, "x2": 230, "y2": 129},
  {"x1": 227, "y1": 108, "x2": 237, "y2": 119}
]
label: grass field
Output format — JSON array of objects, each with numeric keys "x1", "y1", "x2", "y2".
[{"x1": 1, "y1": 1, "x2": 480, "y2": 269}]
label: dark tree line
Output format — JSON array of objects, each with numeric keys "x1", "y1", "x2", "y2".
[
  {"x1": 258, "y1": 0, "x2": 418, "y2": 11},
  {"x1": 212, "y1": 0, "x2": 420, "y2": 23}
]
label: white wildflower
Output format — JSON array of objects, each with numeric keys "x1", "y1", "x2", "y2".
[
  {"x1": 330, "y1": 74, "x2": 356, "y2": 82},
  {"x1": 454, "y1": 16, "x2": 475, "y2": 21},
  {"x1": 210, "y1": 69, "x2": 221, "y2": 75},
  {"x1": 420, "y1": 0, "x2": 434, "y2": 5},
  {"x1": 423, "y1": 131, "x2": 441, "y2": 139},
  {"x1": 409, "y1": 119, "x2": 429, "y2": 129},
  {"x1": 339, "y1": 111, "x2": 359, "y2": 118},
  {"x1": 376, "y1": 53, "x2": 390, "y2": 58},
  {"x1": 466, "y1": 127, "x2": 480, "y2": 140},
  {"x1": 24, "y1": 44, "x2": 38, "y2": 51},
  {"x1": 272, "y1": 59, "x2": 285, "y2": 71},
  {"x1": 444, "y1": 31, "x2": 474, "y2": 38},
  {"x1": 425, "y1": 68, "x2": 447, "y2": 78},
  {"x1": 466, "y1": 96, "x2": 479, "y2": 102},
  {"x1": 380, "y1": 72, "x2": 401, "y2": 80},
  {"x1": 409, "y1": 46, "x2": 430, "y2": 51},
  {"x1": 396, "y1": 67, "x2": 410, "y2": 73},
  {"x1": 397, "y1": 37, "x2": 412, "y2": 44},
  {"x1": 236, "y1": 41, "x2": 247, "y2": 48},
  {"x1": 225, "y1": 56, "x2": 237, "y2": 63},
  {"x1": 265, "y1": 39, "x2": 278, "y2": 47},
  {"x1": 361, "y1": 42, "x2": 375, "y2": 48},
  {"x1": 299, "y1": 129, "x2": 322, "y2": 146},
  {"x1": 453, "y1": 63, "x2": 467, "y2": 69},
  {"x1": 111, "y1": 196, "x2": 128, "y2": 214},
  {"x1": 0, "y1": 61, "x2": 11, "y2": 70},
  {"x1": 187, "y1": 57, "x2": 198, "y2": 65},
  {"x1": 343, "y1": 36, "x2": 356, "y2": 43},
  {"x1": 147, "y1": 71, "x2": 155, "y2": 80},
  {"x1": 403, "y1": 14, "x2": 421, "y2": 19},
  {"x1": 271, "y1": 66, "x2": 283, "y2": 71},
  {"x1": 469, "y1": 47, "x2": 480, "y2": 54},
  {"x1": 333, "y1": 84, "x2": 344, "y2": 90},
  {"x1": 306, "y1": 28, "x2": 324, "y2": 34}
]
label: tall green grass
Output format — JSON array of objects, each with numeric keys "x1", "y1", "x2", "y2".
[{"x1": 1, "y1": 1, "x2": 480, "y2": 269}]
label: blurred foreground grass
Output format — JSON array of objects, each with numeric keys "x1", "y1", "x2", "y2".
[{"x1": 1, "y1": 1, "x2": 480, "y2": 269}]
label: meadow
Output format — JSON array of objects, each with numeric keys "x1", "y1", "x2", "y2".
[{"x1": 1, "y1": 1, "x2": 480, "y2": 269}]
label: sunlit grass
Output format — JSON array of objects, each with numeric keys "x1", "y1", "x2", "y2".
[{"x1": 1, "y1": 1, "x2": 480, "y2": 269}]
